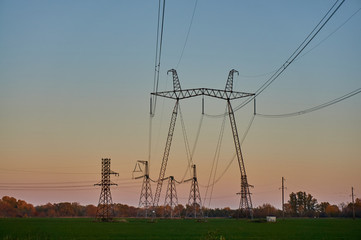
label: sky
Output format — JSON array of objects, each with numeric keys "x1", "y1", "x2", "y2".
[{"x1": 0, "y1": 0, "x2": 360, "y2": 210}]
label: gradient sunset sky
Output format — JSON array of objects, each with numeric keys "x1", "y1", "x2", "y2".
[{"x1": 1, "y1": 0, "x2": 360, "y2": 209}]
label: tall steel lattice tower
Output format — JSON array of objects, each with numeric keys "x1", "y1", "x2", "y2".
[
  {"x1": 94, "y1": 158, "x2": 119, "y2": 221},
  {"x1": 134, "y1": 160, "x2": 153, "y2": 218},
  {"x1": 163, "y1": 176, "x2": 180, "y2": 218},
  {"x1": 151, "y1": 69, "x2": 254, "y2": 218},
  {"x1": 185, "y1": 164, "x2": 203, "y2": 218}
]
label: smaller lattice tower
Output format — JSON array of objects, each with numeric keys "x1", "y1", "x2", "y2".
[
  {"x1": 185, "y1": 164, "x2": 203, "y2": 218},
  {"x1": 236, "y1": 180, "x2": 254, "y2": 218},
  {"x1": 94, "y1": 158, "x2": 119, "y2": 221},
  {"x1": 163, "y1": 176, "x2": 180, "y2": 218},
  {"x1": 134, "y1": 160, "x2": 153, "y2": 218}
]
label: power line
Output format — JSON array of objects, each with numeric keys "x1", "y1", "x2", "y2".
[
  {"x1": 212, "y1": 113, "x2": 255, "y2": 185},
  {"x1": 256, "y1": 87, "x2": 361, "y2": 118},
  {"x1": 179, "y1": 105, "x2": 193, "y2": 179},
  {"x1": 237, "y1": 69, "x2": 278, "y2": 78},
  {"x1": 234, "y1": 0, "x2": 345, "y2": 110},
  {"x1": 0, "y1": 181, "x2": 96, "y2": 185},
  {"x1": 0, "y1": 185, "x2": 93, "y2": 189},
  {"x1": 0, "y1": 182, "x2": 140, "y2": 189},
  {"x1": 204, "y1": 110, "x2": 227, "y2": 207},
  {"x1": 149, "y1": 0, "x2": 167, "y2": 175},
  {"x1": 0, "y1": 188, "x2": 95, "y2": 191},
  {"x1": 298, "y1": 6, "x2": 361, "y2": 59},
  {"x1": 0, "y1": 168, "x2": 98, "y2": 175},
  {"x1": 200, "y1": 112, "x2": 256, "y2": 189},
  {"x1": 152, "y1": 0, "x2": 166, "y2": 116},
  {"x1": 179, "y1": 111, "x2": 204, "y2": 182},
  {"x1": 205, "y1": 0, "x2": 346, "y2": 118},
  {"x1": 175, "y1": 0, "x2": 198, "y2": 69},
  {"x1": 236, "y1": 6, "x2": 361, "y2": 80}
]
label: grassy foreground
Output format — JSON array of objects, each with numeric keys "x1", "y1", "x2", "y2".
[{"x1": 0, "y1": 218, "x2": 360, "y2": 240}]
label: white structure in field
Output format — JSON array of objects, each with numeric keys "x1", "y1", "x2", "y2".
[{"x1": 266, "y1": 216, "x2": 276, "y2": 222}]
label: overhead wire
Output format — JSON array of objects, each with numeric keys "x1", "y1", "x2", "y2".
[
  {"x1": 152, "y1": 0, "x2": 166, "y2": 116},
  {"x1": 248, "y1": 0, "x2": 345, "y2": 99},
  {"x1": 0, "y1": 168, "x2": 98, "y2": 175},
  {"x1": 235, "y1": 5, "x2": 360, "y2": 83},
  {"x1": 175, "y1": 0, "x2": 198, "y2": 69},
  {"x1": 180, "y1": 112, "x2": 204, "y2": 182},
  {"x1": 237, "y1": 69, "x2": 278, "y2": 78},
  {"x1": 200, "y1": 112, "x2": 256, "y2": 189},
  {"x1": 213, "y1": 113, "x2": 255, "y2": 185},
  {"x1": 178, "y1": 105, "x2": 204, "y2": 182},
  {"x1": 256, "y1": 87, "x2": 361, "y2": 118},
  {"x1": 149, "y1": 0, "x2": 166, "y2": 172},
  {"x1": 179, "y1": 105, "x2": 193, "y2": 179},
  {"x1": 0, "y1": 181, "x2": 96, "y2": 185},
  {"x1": 0, "y1": 188, "x2": 95, "y2": 191},
  {"x1": 204, "y1": 109, "x2": 227, "y2": 207},
  {"x1": 297, "y1": 6, "x2": 361, "y2": 60},
  {"x1": 205, "y1": 0, "x2": 346, "y2": 118}
]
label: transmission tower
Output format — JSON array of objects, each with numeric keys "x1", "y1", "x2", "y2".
[
  {"x1": 134, "y1": 160, "x2": 153, "y2": 218},
  {"x1": 94, "y1": 158, "x2": 119, "y2": 221},
  {"x1": 185, "y1": 164, "x2": 203, "y2": 218},
  {"x1": 151, "y1": 69, "x2": 254, "y2": 217},
  {"x1": 163, "y1": 176, "x2": 180, "y2": 218}
]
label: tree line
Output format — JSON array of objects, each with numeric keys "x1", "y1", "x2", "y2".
[{"x1": 0, "y1": 192, "x2": 360, "y2": 218}]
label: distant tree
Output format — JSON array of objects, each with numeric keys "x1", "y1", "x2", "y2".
[
  {"x1": 56, "y1": 202, "x2": 75, "y2": 217},
  {"x1": 0, "y1": 196, "x2": 35, "y2": 217},
  {"x1": 85, "y1": 204, "x2": 97, "y2": 217},
  {"x1": 174, "y1": 204, "x2": 185, "y2": 217},
  {"x1": 0, "y1": 196, "x2": 17, "y2": 217},
  {"x1": 338, "y1": 202, "x2": 346, "y2": 214},
  {"x1": 318, "y1": 202, "x2": 330, "y2": 217},
  {"x1": 325, "y1": 205, "x2": 340, "y2": 217},
  {"x1": 70, "y1": 202, "x2": 85, "y2": 216},
  {"x1": 356, "y1": 198, "x2": 361, "y2": 217},
  {"x1": 283, "y1": 203, "x2": 292, "y2": 217},
  {"x1": 342, "y1": 198, "x2": 361, "y2": 218},
  {"x1": 253, "y1": 203, "x2": 278, "y2": 218},
  {"x1": 223, "y1": 207, "x2": 232, "y2": 217},
  {"x1": 16, "y1": 199, "x2": 36, "y2": 217},
  {"x1": 289, "y1": 192, "x2": 297, "y2": 216},
  {"x1": 288, "y1": 191, "x2": 318, "y2": 217}
]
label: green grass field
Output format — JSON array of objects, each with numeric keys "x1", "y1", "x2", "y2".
[{"x1": 0, "y1": 218, "x2": 360, "y2": 240}]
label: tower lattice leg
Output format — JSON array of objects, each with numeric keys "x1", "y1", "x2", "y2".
[{"x1": 227, "y1": 100, "x2": 253, "y2": 218}]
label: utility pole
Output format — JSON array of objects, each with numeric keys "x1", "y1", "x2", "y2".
[
  {"x1": 94, "y1": 158, "x2": 119, "y2": 221},
  {"x1": 281, "y1": 177, "x2": 286, "y2": 218},
  {"x1": 352, "y1": 186, "x2": 355, "y2": 220}
]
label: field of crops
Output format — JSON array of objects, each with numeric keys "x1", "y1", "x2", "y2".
[{"x1": 0, "y1": 218, "x2": 360, "y2": 240}]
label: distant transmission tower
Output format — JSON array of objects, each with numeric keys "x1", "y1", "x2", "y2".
[
  {"x1": 163, "y1": 176, "x2": 180, "y2": 218},
  {"x1": 185, "y1": 164, "x2": 203, "y2": 218},
  {"x1": 94, "y1": 158, "x2": 119, "y2": 221},
  {"x1": 134, "y1": 160, "x2": 153, "y2": 218}
]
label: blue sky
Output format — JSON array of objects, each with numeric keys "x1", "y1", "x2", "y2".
[{"x1": 0, "y1": 0, "x2": 360, "y2": 208}]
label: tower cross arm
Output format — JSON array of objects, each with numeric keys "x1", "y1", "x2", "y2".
[
  {"x1": 94, "y1": 181, "x2": 118, "y2": 186},
  {"x1": 110, "y1": 170, "x2": 119, "y2": 176},
  {"x1": 151, "y1": 88, "x2": 254, "y2": 100}
]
